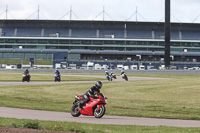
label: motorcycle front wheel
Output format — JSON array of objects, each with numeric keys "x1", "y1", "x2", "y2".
[
  {"x1": 94, "y1": 105, "x2": 105, "y2": 118},
  {"x1": 71, "y1": 104, "x2": 81, "y2": 117}
]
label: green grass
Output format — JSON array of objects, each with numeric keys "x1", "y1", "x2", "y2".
[
  {"x1": 0, "y1": 59, "x2": 52, "y2": 65},
  {"x1": 1, "y1": 72, "x2": 200, "y2": 132},
  {"x1": 0, "y1": 117, "x2": 200, "y2": 133},
  {"x1": 0, "y1": 73, "x2": 200, "y2": 120}
]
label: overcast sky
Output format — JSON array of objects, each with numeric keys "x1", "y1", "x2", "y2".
[{"x1": 0, "y1": 0, "x2": 200, "y2": 23}]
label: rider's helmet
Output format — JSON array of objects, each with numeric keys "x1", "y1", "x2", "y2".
[
  {"x1": 95, "y1": 81, "x2": 103, "y2": 89},
  {"x1": 105, "y1": 71, "x2": 109, "y2": 75}
]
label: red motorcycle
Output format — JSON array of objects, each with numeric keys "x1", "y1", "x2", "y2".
[{"x1": 71, "y1": 93, "x2": 108, "y2": 118}]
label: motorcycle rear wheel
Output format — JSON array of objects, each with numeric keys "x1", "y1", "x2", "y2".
[
  {"x1": 94, "y1": 105, "x2": 105, "y2": 118},
  {"x1": 125, "y1": 75, "x2": 128, "y2": 81},
  {"x1": 71, "y1": 104, "x2": 81, "y2": 117}
]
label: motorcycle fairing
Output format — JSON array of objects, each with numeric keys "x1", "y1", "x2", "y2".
[
  {"x1": 77, "y1": 95, "x2": 84, "y2": 100},
  {"x1": 79, "y1": 99, "x2": 101, "y2": 116},
  {"x1": 98, "y1": 104, "x2": 104, "y2": 110}
]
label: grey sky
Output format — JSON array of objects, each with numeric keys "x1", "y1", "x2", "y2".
[{"x1": 0, "y1": 0, "x2": 200, "y2": 23}]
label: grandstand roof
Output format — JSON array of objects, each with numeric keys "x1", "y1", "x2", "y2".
[{"x1": 1, "y1": 20, "x2": 200, "y2": 31}]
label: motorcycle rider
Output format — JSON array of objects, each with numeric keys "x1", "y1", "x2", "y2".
[
  {"x1": 78, "y1": 81, "x2": 103, "y2": 108},
  {"x1": 55, "y1": 69, "x2": 60, "y2": 75},
  {"x1": 121, "y1": 70, "x2": 125, "y2": 75},
  {"x1": 24, "y1": 68, "x2": 29, "y2": 75},
  {"x1": 54, "y1": 69, "x2": 61, "y2": 81},
  {"x1": 105, "y1": 71, "x2": 109, "y2": 76},
  {"x1": 110, "y1": 72, "x2": 116, "y2": 79},
  {"x1": 121, "y1": 70, "x2": 128, "y2": 81},
  {"x1": 23, "y1": 68, "x2": 30, "y2": 81},
  {"x1": 105, "y1": 71, "x2": 111, "y2": 81}
]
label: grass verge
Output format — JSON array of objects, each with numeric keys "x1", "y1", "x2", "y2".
[
  {"x1": 0, "y1": 117, "x2": 200, "y2": 133},
  {"x1": 0, "y1": 59, "x2": 52, "y2": 65},
  {"x1": 0, "y1": 73, "x2": 200, "y2": 120},
  {"x1": 0, "y1": 72, "x2": 104, "y2": 81}
]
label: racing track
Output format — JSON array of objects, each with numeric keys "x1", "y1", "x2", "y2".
[
  {"x1": 0, "y1": 75, "x2": 200, "y2": 127},
  {"x1": 0, "y1": 74, "x2": 168, "y2": 86},
  {"x1": 0, "y1": 107, "x2": 200, "y2": 127}
]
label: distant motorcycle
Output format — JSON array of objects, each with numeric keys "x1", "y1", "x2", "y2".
[
  {"x1": 110, "y1": 72, "x2": 117, "y2": 79},
  {"x1": 22, "y1": 73, "x2": 31, "y2": 82},
  {"x1": 121, "y1": 72, "x2": 128, "y2": 81},
  {"x1": 105, "y1": 74, "x2": 112, "y2": 81},
  {"x1": 54, "y1": 73, "x2": 61, "y2": 82}
]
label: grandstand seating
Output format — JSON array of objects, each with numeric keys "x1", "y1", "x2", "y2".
[
  {"x1": 2, "y1": 28, "x2": 15, "y2": 36},
  {"x1": 71, "y1": 28, "x2": 96, "y2": 38},
  {"x1": 154, "y1": 30, "x2": 164, "y2": 39},
  {"x1": 181, "y1": 30, "x2": 200, "y2": 40},
  {"x1": 44, "y1": 28, "x2": 68, "y2": 37},
  {"x1": 17, "y1": 28, "x2": 41, "y2": 37},
  {"x1": 127, "y1": 29, "x2": 152, "y2": 39},
  {"x1": 99, "y1": 29, "x2": 124, "y2": 38},
  {"x1": 2, "y1": 26, "x2": 200, "y2": 40},
  {"x1": 154, "y1": 30, "x2": 180, "y2": 40},
  {"x1": 171, "y1": 30, "x2": 180, "y2": 40}
]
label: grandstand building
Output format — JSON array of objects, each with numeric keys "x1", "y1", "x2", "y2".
[{"x1": 1, "y1": 20, "x2": 200, "y2": 68}]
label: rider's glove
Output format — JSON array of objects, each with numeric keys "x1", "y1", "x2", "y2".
[{"x1": 94, "y1": 94, "x2": 99, "y2": 99}]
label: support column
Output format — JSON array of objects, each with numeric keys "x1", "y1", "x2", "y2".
[{"x1": 164, "y1": 0, "x2": 171, "y2": 68}]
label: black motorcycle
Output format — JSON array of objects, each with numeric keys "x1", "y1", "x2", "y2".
[
  {"x1": 121, "y1": 73, "x2": 128, "y2": 81},
  {"x1": 110, "y1": 73, "x2": 117, "y2": 79},
  {"x1": 106, "y1": 74, "x2": 112, "y2": 81},
  {"x1": 54, "y1": 73, "x2": 61, "y2": 82}
]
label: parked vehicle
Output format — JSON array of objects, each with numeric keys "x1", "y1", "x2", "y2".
[
  {"x1": 71, "y1": 93, "x2": 108, "y2": 118},
  {"x1": 130, "y1": 65, "x2": 138, "y2": 70},
  {"x1": 22, "y1": 74, "x2": 31, "y2": 82},
  {"x1": 117, "y1": 64, "x2": 123, "y2": 70},
  {"x1": 94, "y1": 64, "x2": 102, "y2": 70},
  {"x1": 87, "y1": 61, "x2": 94, "y2": 70},
  {"x1": 188, "y1": 67, "x2": 200, "y2": 70},
  {"x1": 123, "y1": 66, "x2": 129, "y2": 70},
  {"x1": 147, "y1": 65, "x2": 157, "y2": 70},
  {"x1": 139, "y1": 65, "x2": 145, "y2": 70}
]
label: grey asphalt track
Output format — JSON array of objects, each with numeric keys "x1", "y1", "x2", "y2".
[
  {"x1": 0, "y1": 74, "x2": 169, "y2": 86},
  {"x1": 0, "y1": 107, "x2": 200, "y2": 127}
]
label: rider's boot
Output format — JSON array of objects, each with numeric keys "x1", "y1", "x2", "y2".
[
  {"x1": 78, "y1": 103, "x2": 81, "y2": 108},
  {"x1": 78, "y1": 101, "x2": 85, "y2": 109}
]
